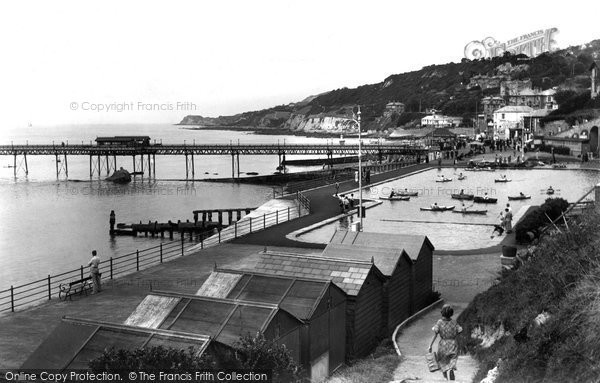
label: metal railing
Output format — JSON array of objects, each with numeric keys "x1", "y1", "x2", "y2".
[
  {"x1": 283, "y1": 159, "x2": 417, "y2": 195},
  {"x1": 0, "y1": 195, "x2": 311, "y2": 314}
]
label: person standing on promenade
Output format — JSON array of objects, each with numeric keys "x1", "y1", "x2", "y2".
[
  {"x1": 87, "y1": 250, "x2": 101, "y2": 294},
  {"x1": 504, "y1": 208, "x2": 513, "y2": 234},
  {"x1": 428, "y1": 304, "x2": 463, "y2": 381},
  {"x1": 334, "y1": 182, "x2": 340, "y2": 196}
]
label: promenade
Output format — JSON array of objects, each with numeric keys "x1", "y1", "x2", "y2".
[
  {"x1": 0, "y1": 159, "x2": 513, "y2": 376},
  {"x1": 232, "y1": 162, "x2": 432, "y2": 248},
  {"x1": 0, "y1": 162, "x2": 431, "y2": 369}
]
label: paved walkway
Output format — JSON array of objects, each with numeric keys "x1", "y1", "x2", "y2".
[
  {"x1": 0, "y1": 244, "x2": 321, "y2": 369},
  {"x1": 390, "y1": 251, "x2": 501, "y2": 383}
]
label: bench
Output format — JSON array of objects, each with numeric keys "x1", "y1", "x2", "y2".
[{"x1": 58, "y1": 276, "x2": 97, "y2": 300}]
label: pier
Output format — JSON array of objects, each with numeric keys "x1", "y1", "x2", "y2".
[{"x1": 0, "y1": 142, "x2": 428, "y2": 179}]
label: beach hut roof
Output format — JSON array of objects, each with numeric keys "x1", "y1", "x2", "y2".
[
  {"x1": 123, "y1": 292, "x2": 302, "y2": 348},
  {"x1": 321, "y1": 243, "x2": 412, "y2": 276},
  {"x1": 197, "y1": 269, "x2": 346, "y2": 320},
  {"x1": 329, "y1": 231, "x2": 434, "y2": 261},
  {"x1": 252, "y1": 251, "x2": 384, "y2": 296},
  {"x1": 21, "y1": 317, "x2": 212, "y2": 370}
]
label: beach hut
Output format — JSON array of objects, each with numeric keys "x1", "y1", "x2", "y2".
[
  {"x1": 328, "y1": 231, "x2": 435, "y2": 315},
  {"x1": 195, "y1": 269, "x2": 346, "y2": 381},
  {"x1": 321, "y1": 243, "x2": 414, "y2": 335},
  {"x1": 123, "y1": 292, "x2": 303, "y2": 363},
  {"x1": 20, "y1": 317, "x2": 231, "y2": 369},
  {"x1": 250, "y1": 251, "x2": 386, "y2": 359}
]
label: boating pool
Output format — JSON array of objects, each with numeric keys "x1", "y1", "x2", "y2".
[{"x1": 296, "y1": 168, "x2": 599, "y2": 251}]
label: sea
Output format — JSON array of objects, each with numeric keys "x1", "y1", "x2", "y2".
[{"x1": 0, "y1": 123, "x2": 346, "y2": 288}]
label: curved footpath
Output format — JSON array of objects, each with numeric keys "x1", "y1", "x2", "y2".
[{"x1": 389, "y1": 248, "x2": 501, "y2": 383}]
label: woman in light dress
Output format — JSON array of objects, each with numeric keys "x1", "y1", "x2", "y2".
[{"x1": 428, "y1": 304, "x2": 463, "y2": 381}]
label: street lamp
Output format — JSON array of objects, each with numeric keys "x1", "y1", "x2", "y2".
[{"x1": 350, "y1": 106, "x2": 363, "y2": 231}]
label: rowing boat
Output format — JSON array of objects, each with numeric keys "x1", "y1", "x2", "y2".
[
  {"x1": 392, "y1": 190, "x2": 418, "y2": 196},
  {"x1": 380, "y1": 195, "x2": 410, "y2": 201},
  {"x1": 508, "y1": 195, "x2": 531, "y2": 200},
  {"x1": 473, "y1": 196, "x2": 498, "y2": 203},
  {"x1": 452, "y1": 209, "x2": 487, "y2": 215},
  {"x1": 420, "y1": 205, "x2": 455, "y2": 211},
  {"x1": 494, "y1": 178, "x2": 511, "y2": 183},
  {"x1": 451, "y1": 193, "x2": 474, "y2": 200},
  {"x1": 435, "y1": 178, "x2": 453, "y2": 182}
]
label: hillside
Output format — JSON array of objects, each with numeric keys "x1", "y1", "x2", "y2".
[{"x1": 180, "y1": 39, "x2": 600, "y2": 134}]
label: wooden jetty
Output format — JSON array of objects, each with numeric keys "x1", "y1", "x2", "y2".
[
  {"x1": 114, "y1": 220, "x2": 222, "y2": 240},
  {"x1": 110, "y1": 207, "x2": 258, "y2": 239},
  {"x1": 192, "y1": 207, "x2": 256, "y2": 226}
]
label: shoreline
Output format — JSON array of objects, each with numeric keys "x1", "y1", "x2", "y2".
[{"x1": 176, "y1": 124, "x2": 388, "y2": 139}]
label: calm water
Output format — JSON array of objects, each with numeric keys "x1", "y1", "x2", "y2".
[
  {"x1": 0, "y1": 124, "x2": 358, "y2": 288},
  {"x1": 298, "y1": 168, "x2": 599, "y2": 250}
]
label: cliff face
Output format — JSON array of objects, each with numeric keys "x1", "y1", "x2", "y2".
[{"x1": 283, "y1": 115, "x2": 358, "y2": 134}]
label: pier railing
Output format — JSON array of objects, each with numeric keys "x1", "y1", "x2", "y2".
[{"x1": 0, "y1": 195, "x2": 310, "y2": 314}]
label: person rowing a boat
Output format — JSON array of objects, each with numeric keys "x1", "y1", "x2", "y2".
[
  {"x1": 484, "y1": 192, "x2": 489, "y2": 200},
  {"x1": 459, "y1": 189, "x2": 464, "y2": 195},
  {"x1": 431, "y1": 202, "x2": 440, "y2": 211},
  {"x1": 519, "y1": 192, "x2": 525, "y2": 197}
]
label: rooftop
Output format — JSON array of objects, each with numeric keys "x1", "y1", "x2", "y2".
[
  {"x1": 321, "y1": 243, "x2": 412, "y2": 276},
  {"x1": 197, "y1": 268, "x2": 346, "y2": 319},
  {"x1": 329, "y1": 231, "x2": 434, "y2": 261},
  {"x1": 495, "y1": 105, "x2": 534, "y2": 113},
  {"x1": 252, "y1": 251, "x2": 378, "y2": 296}
]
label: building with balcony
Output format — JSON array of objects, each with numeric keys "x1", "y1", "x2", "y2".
[{"x1": 493, "y1": 105, "x2": 534, "y2": 140}]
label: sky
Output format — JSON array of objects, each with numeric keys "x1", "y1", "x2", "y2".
[{"x1": 0, "y1": 0, "x2": 598, "y2": 129}]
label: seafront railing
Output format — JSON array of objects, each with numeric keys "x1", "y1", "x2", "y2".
[
  {"x1": 283, "y1": 160, "x2": 417, "y2": 194},
  {"x1": 0, "y1": 194, "x2": 311, "y2": 314}
]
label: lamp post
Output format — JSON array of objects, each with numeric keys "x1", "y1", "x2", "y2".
[{"x1": 350, "y1": 106, "x2": 363, "y2": 231}]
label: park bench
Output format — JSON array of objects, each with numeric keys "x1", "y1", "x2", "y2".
[{"x1": 58, "y1": 276, "x2": 97, "y2": 300}]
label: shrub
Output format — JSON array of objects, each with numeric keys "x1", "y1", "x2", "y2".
[
  {"x1": 457, "y1": 211, "x2": 600, "y2": 382},
  {"x1": 235, "y1": 333, "x2": 302, "y2": 382},
  {"x1": 89, "y1": 346, "x2": 215, "y2": 372},
  {"x1": 514, "y1": 198, "x2": 569, "y2": 244}
]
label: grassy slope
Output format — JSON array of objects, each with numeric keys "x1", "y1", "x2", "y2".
[
  {"x1": 324, "y1": 341, "x2": 398, "y2": 383},
  {"x1": 457, "y1": 210, "x2": 600, "y2": 382}
]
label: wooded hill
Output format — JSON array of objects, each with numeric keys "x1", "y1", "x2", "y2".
[{"x1": 180, "y1": 39, "x2": 600, "y2": 131}]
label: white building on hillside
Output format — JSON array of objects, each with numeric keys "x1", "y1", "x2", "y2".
[
  {"x1": 493, "y1": 105, "x2": 533, "y2": 140},
  {"x1": 421, "y1": 114, "x2": 462, "y2": 128}
]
